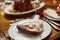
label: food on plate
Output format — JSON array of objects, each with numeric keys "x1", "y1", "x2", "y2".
[
  {"x1": 17, "y1": 20, "x2": 43, "y2": 35},
  {"x1": 9, "y1": 0, "x2": 40, "y2": 13},
  {"x1": 14, "y1": 0, "x2": 33, "y2": 12}
]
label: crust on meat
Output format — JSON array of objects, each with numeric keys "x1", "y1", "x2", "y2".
[{"x1": 17, "y1": 21, "x2": 43, "y2": 35}]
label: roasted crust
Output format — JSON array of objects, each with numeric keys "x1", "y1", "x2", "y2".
[
  {"x1": 17, "y1": 23, "x2": 43, "y2": 35},
  {"x1": 14, "y1": 0, "x2": 33, "y2": 12}
]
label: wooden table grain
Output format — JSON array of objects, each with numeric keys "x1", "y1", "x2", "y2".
[{"x1": 0, "y1": 0, "x2": 60, "y2": 40}]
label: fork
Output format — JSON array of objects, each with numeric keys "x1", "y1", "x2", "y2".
[
  {"x1": 43, "y1": 17, "x2": 60, "y2": 31},
  {"x1": 45, "y1": 17, "x2": 60, "y2": 27},
  {"x1": 49, "y1": 20, "x2": 60, "y2": 27}
]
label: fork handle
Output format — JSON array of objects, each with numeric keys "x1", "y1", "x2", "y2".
[
  {"x1": 50, "y1": 20, "x2": 60, "y2": 26},
  {"x1": 45, "y1": 19, "x2": 60, "y2": 31}
]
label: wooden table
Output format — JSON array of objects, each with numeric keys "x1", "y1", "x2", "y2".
[{"x1": 0, "y1": 0, "x2": 60, "y2": 40}]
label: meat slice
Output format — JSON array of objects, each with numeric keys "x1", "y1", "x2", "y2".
[{"x1": 17, "y1": 23, "x2": 43, "y2": 35}]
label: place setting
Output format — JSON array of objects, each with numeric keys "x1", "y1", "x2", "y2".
[
  {"x1": 7, "y1": 14, "x2": 51, "y2": 40},
  {"x1": 43, "y1": 5, "x2": 60, "y2": 31},
  {"x1": 38, "y1": 8, "x2": 60, "y2": 31},
  {"x1": 0, "y1": 0, "x2": 60, "y2": 40},
  {"x1": 2, "y1": 0, "x2": 52, "y2": 40}
]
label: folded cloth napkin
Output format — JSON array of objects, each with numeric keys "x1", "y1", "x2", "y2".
[{"x1": 44, "y1": 9, "x2": 60, "y2": 19}]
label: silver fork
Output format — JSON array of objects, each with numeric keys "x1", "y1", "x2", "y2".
[
  {"x1": 46, "y1": 17, "x2": 60, "y2": 27},
  {"x1": 34, "y1": 15, "x2": 60, "y2": 31},
  {"x1": 43, "y1": 17, "x2": 60, "y2": 31},
  {"x1": 49, "y1": 20, "x2": 60, "y2": 27}
]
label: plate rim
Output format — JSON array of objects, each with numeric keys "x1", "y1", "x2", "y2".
[
  {"x1": 45, "y1": 15, "x2": 60, "y2": 21},
  {"x1": 44, "y1": 9, "x2": 60, "y2": 21},
  {"x1": 8, "y1": 19, "x2": 51, "y2": 40},
  {"x1": 4, "y1": 2, "x2": 45, "y2": 15}
]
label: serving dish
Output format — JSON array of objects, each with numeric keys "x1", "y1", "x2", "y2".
[
  {"x1": 8, "y1": 19, "x2": 51, "y2": 40},
  {"x1": 4, "y1": 1, "x2": 45, "y2": 15}
]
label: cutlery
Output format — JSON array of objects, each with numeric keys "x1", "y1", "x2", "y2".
[
  {"x1": 38, "y1": 9, "x2": 60, "y2": 30},
  {"x1": 33, "y1": 15, "x2": 60, "y2": 31},
  {"x1": 45, "y1": 17, "x2": 60, "y2": 27},
  {"x1": 43, "y1": 18, "x2": 60, "y2": 31},
  {"x1": 49, "y1": 20, "x2": 60, "y2": 27},
  {"x1": 38, "y1": 10, "x2": 60, "y2": 31}
]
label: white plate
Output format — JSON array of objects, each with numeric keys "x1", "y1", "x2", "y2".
[
  {"x1": 8, "y1": 19, "x2": 51, "y2": 40},
  {"x1": 44, "y1": 9, "x2": 60, "y2": 21},
  {"x1": 4, "y1": 2, "x2": 45, "y2": 15},
  {"x1": 45, "y1": 16, "x2": 60, "y2": 21}
]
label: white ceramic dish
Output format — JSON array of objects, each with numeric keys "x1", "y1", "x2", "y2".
[
  {"x1": 8, "y1": 19, "x2": 51, "y2": 40},
  {"x1": 4, "y1": 2, "x2": 45, "y2": 15},
  {"x1": 44, "y1": 9, "x2": 60, "y2": 21},
  {"x1": 45, "y1": 16, "x2": 60, "y2": 21}
]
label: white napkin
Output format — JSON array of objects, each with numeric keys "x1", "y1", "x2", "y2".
[{"x1": 44, "y1": 9, "x2": 60, "y2": 19}]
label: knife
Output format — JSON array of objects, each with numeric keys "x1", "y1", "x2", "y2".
[{"x1": 45, "y1": 19, "x2": 60, "y2": 31}]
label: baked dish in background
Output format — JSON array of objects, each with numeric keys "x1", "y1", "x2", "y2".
[
  {"x1": 4, "y1": 0, "x2": 45, "y2": 15},
  {"x1": 9, "y1": 0, "x2": 40, "y2": 13}
]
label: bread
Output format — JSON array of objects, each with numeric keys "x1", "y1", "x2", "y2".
[{"x1": 17, "y1": 21, "x2": 43, "y2": 35}]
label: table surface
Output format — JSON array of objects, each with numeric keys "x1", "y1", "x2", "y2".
[{"x1": 0, "y1": 0, "x2": 60, "y2": 40}]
